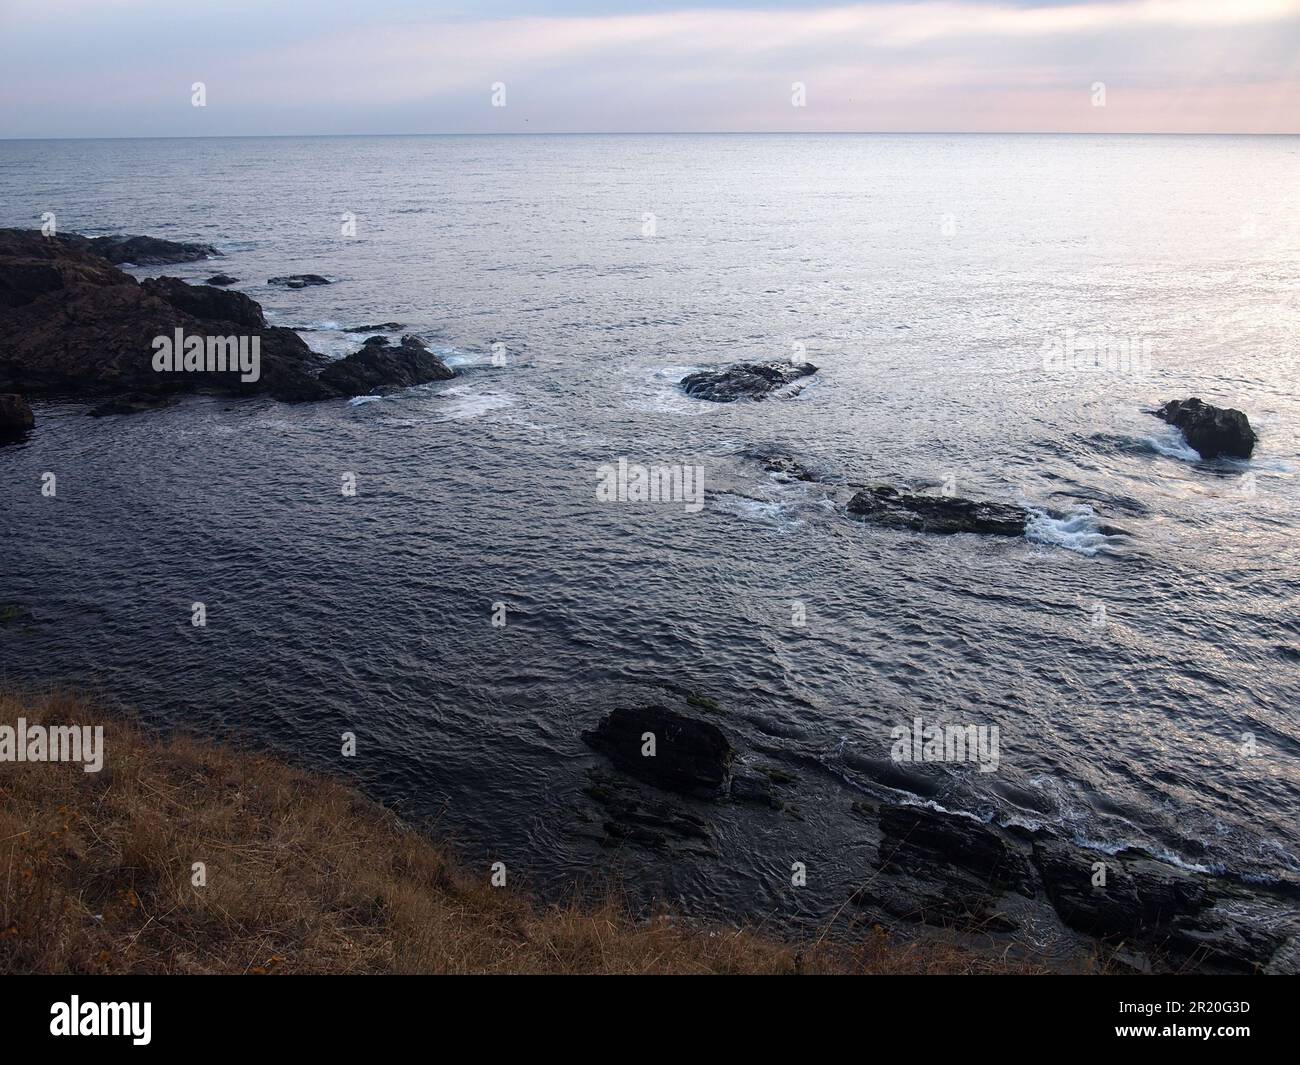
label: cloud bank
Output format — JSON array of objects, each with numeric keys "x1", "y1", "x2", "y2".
[{"x1": 1, "y1": 0, "x2": 1297, "y2": 136}]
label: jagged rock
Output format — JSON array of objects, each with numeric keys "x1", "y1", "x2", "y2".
[
  {"x1": 582, "y1": 705, "x2": 734, "y2": 798},
  {"x1": 0, "y1": 230, "x2": 445, "y2": 405},
  {"x1": 680, "y1": 361, "x2": 817, "y2": 402},
  {"x1": 878, "y1": 803, "x2": 1035, "y2": 896},
  {"x1": 317, "y1": 335, "x2": 454, "y2": 396},
  {"x1": 58, "y1": 233, "x2": 220, "y2": 266},
  {"x1": 846, "y1": 485, "x2": 1028, "y2": 536},
  {"x1": 268, "y1": 274, "x2": 332, "y2": 289},
  {"x1": 1032, "y1": 837, "x2": 1208, "y2": 940},
  {"x1": 142, "y1": 277, "x2": 264, "y2": 330},
  {"x1": 1153, "y1": 397, "x2": 1256, "y2": 459},
  {"x1": 0, "y1": 393, "x2": 35, "y2": 438},
  {"x1": 205, "y1": 274, "x2": 239, "y2": 286}
]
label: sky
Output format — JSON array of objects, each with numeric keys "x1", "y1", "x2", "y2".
[{"x1": 1, "y1": 0, "x2": 1298, "y2": 137}]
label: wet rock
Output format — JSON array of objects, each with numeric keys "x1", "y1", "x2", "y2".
[
  {"x1": 0, "y1": 393, "x2": 35, "y2": 438},
  {"x1": 582, "y1": 705, "x2": 734, "y2": 798},
  {"x1": 205, "y1": 274, "x2": 239, "y2": 287},
  {"x1": 317, "y1": 335, "x2": 455, "y2": 396},
  {"x1": 730, "y1": 773, "x2": 781, "y2": 808},
  {"x1": 1153, "y1": 397, "x2": 1256, "y2": 460},
  {"x1": 0, "y1": 229, "x2": 438, "y2": 405},
  {"x1": 878, "y1": 803, "x2": 1035, "y2": 896},
  {"x1": 1032, "y1": 837, "x2": 1208, "y2": 940},
  {"x1": 0, "y1": 228, "x2": 327, "y2": 401},
  {"x1": 759, "y1": 454, "x2": 822, "y2": 482},
  {"x1": 142, "y1": 276, "x2": 264, "y2": 330},
  {"x1": 344, "y1": 322, "x2": 404, "y2": 333},
  {"x1": 61, "y1": 233, "x2": 220, "y2": 266},
  {"x1": 268, "y1": 274, "x2": 332, "y2": 289},
  {"x1": 584, "y1": 771, "x2": 712, "y2": 851},
  {"x1": 680, "y1": 361, "x2": 817, "y2": 402},
  {"x1": 846, "y1": 485, "x2": 1028, "y2": 536}
]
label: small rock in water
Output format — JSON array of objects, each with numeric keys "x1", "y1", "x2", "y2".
[
  {"x1": 317, "y1": 334, "x2": 454, "y2": 396},
  {"x1": 846, "y1": 485, "x2": 1028, "y2": 536},
  {"x1": 680, "y1": 361, "x2": 817, "y2": 402},
  {"x1": 0, "y1": 393, "x2": 35, "y2": 438},
  {"x1": 344, "y1": 322, "x2": 404, "y2": 333},
  {"x1": 1153, "y1": 397, "x2": 1256, "y2": 459},
  {"x1": 268, "y1": 274, "x2": 333, "y2": 289},
  {"x1": 205, "y1": 273, "x2": 239, "y2": 286},
  {"x1": 582, "y1": 705, "x2": 734, "y2": 798}
]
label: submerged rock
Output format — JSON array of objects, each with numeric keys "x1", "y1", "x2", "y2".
[
  {"x1": 582, "y1": 705, "x2": 734, "y2": 798},
  {"x1": 205, "y1": 273, "x2": 239, "y2": 287},
  {"x1": 1153, "y1": 397, "x2": 1256, "y2": 459},
  {"x1": 87, "y1": 393, "x2": 177, "y2": 418},
  {"x1": 846, "y1": 485, "x2": 1028, "y2": 536},
  {"x1": 0, "y1": 393, "x2": 35, "y2": 438},
  {"x1": 318, "y1": 335, "x2": 454, "y2": 396},
  {"x1": 268, "y1": 274, "x2": 332, "y2": 289},
  {"x1": 680, "y1": 361, "x2": 817, "y2": 402},
  {"x1": 583, "y1": 771, "x2": 713, "y2": 852}
]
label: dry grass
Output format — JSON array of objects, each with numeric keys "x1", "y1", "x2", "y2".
[{"x1": 1, "y1": 689, "x2": 1043, "y2": 974}]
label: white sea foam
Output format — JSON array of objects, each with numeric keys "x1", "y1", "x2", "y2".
[
  {"x1": 1143, "y1": 432, "x2": 1204, "y2": 462},
  {"x1": 436, "y1": 387, "x2": 516, "y2": 420},
  {"x1": 1024, "y1": 505, "x2": 1120, "y2": 556}
]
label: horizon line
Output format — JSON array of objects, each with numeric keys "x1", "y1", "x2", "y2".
[{"x1": 2, "y1": 130, "x2": 1298, "y2": 143}]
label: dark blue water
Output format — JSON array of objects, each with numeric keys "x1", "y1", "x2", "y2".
[{"x1": 2, "y1": 134, "x2": 1298, "y2": 932}]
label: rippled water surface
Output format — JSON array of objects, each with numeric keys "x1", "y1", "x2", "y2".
[{"x1": 2, "y1": 134, "x2": 1298, "y2": 923}]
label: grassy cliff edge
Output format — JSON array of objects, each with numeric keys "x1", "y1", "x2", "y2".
[{"x1": 0, "y1": 690, "x2": 1040, "y2": 975}]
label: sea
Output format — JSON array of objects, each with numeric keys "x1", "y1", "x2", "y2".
[{"x1": 1, "y1": 133, "x2": 1297, "y2": 938}]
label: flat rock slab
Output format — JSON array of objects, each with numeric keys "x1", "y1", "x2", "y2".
[
  {"x1": 268, "y1": 274, "x2": 333, "y2": 288},
  {"x1": 847, "y1": 485, "x2": 1028, "y2": 536}
]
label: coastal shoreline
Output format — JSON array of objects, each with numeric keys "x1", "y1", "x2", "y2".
[{"x1": 0, "y1": 688, "x2": 1052, "y2": 975}]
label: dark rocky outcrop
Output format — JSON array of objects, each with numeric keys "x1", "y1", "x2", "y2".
[
  {"x1": 268, "y1": 274, "x2": 332, "y2": 289},
  {"x1": 582, "y1": 705, "x2": 734, "y2": 799},
  {"x1": 846, "y1": 485, "x2": 1028, "y2": 536},
  {"x1": 1153, "y1": 397, "x2": 1256, "y2": 459},
  {"x1": 141, "y1": 276, "x2": 264, "y2": 330},
  {"x1": 1032, "y1": 837, "x2": 1208, "y2": 940},
  {"x1": 680, "y1": 361, "x2": 817, "y2": 402},
  {"x1": 317, "y1": 335, "x2": 454, "y2": 396},
  {"x1": 205, "y1": 273, "x2": 239, "y2": 287},
  {"x1": 878, "y1": 803, "x2": 1035, "y2": 896},
  {"x1": 1031, "y1": 837, "x2": 1300, "y2": 972},
  {"x1": 0, "y1": 393, "x2": 35, "y2": 438},
  {"x1": 0, "y1": 230, "x2": 451, "y2": 405},
  {"x1": 58, "y1": 232, "x2": 220, "y2": 266}
]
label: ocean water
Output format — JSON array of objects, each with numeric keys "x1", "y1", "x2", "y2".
[{"x1": 1, "y1": 134, "x2": 1298, "y2": 930}]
